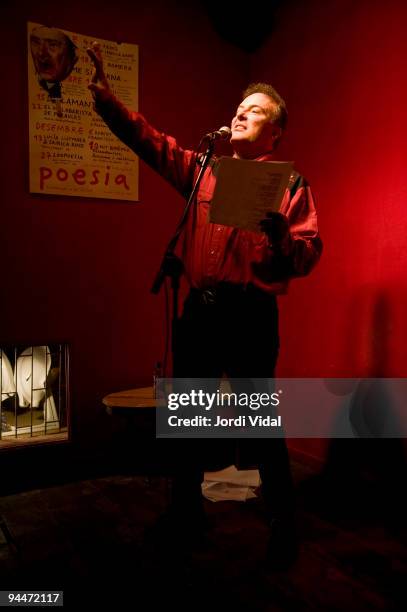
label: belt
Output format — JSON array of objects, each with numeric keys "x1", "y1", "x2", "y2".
[{"x1": 189, "y1": 283, "x2": 276, "y2": 306}]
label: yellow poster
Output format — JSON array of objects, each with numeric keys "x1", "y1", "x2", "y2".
[{"x1": 28, "y1": 22, "x2": 139, "y2": 201}]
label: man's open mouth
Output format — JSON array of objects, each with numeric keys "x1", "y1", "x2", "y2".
[{"x1": 39, "y1": 61, "x2": 54, "y2": 72}]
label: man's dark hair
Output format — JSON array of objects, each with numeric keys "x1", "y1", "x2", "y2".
[
  {"x1": 62, "y1": 34, "x2": 78, "y2": 79},
  {"x1": 243, "y1": 82, "x2": 288, "y2": 131},
  {"x1": 64, "y1": 34, "x2": 78, "y2": 62}
]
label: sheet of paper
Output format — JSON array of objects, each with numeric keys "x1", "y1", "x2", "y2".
[
  {"x1": 204, "y1": 464, "x2": 260, "y2": 487},
  {"x1": 202, "y1": 464, "x2": 260, "y2": 502},
  {"x1": 202, "y1": 481, "x2": 257, "y2": 502},
  {"x1": 209, "y1": 157, "x2": 293, "y2": 232},
  {"x1": 28, "y1": 22, "x2": 139, "y2": 201}
]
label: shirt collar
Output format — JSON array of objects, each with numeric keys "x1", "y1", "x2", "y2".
[{"x1": 254, "y1": 151, "x2": 275, "y2": 162}]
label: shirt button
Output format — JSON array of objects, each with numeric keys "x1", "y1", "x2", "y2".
[
  {"x1": 217, "y1": 227, "x2": 221, "y2": 232},
  {"x1": 210, "y1": 250, "x2": 215, "y2": 255}
]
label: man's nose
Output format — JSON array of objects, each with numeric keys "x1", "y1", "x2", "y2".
[
  {"x1": 237, "y1": 109, "x2": 247, "y2": 120},
  {"x1": 38, "y1": 41, "x2": 50, "y2": 56}
]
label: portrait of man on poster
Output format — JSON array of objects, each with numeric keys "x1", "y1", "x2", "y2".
[{"x1": 30, "y1": 25, "x2": 78, "y2": 101}]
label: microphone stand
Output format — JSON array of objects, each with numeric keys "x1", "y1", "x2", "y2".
[{"x1": 151, "y1": 136, "x2": 216, "y2": 373}]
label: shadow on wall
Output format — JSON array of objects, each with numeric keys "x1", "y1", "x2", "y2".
[{"x1": 302, "y1": 285, "x2": 407, "y2": 526}]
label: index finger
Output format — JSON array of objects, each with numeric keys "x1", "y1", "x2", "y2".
[{"x1": 86, "y1": 41, "x2": 106, "y2": 80}]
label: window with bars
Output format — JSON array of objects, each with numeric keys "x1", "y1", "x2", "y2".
[{"x1": 0, "y1": 344, "x2": 69, "y2": 447}]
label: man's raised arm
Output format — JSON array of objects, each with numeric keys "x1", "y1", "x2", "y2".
[{"x1": 87, "y1": 42, "x2": 196, "y2": 197}]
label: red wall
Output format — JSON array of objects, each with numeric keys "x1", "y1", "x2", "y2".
[
  {"x1": 251, "y1": 0, "x2": 407, "y2": 459},
  {"x1": 0, "y1": 0, "x2": 248, "y2": 453}
]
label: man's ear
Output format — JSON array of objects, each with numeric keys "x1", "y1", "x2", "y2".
[{"x1": 271, "y1": 124, "x2": 282, "y2": 144}]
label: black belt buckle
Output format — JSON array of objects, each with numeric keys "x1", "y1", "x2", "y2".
[{"x1": 201, "y1": 288, "x2": 217, "y2": 305}]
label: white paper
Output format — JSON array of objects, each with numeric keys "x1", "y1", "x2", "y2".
[
  {"x1": 202, "y1": 482, "x2": 258, "y2": 502},
  {"x1": 202, "y1": 464, "x2": 260, "y2": 502},
  {"x1": 210, "y1": 157, "x2": 293, "y2": 232}
]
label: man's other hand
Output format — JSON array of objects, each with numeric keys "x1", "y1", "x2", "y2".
[{"x1": 259, "y1": 212, "x2": 290, "y2": 246}]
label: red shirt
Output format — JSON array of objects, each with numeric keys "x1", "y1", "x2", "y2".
[{"x1": 97, "y1": 97, "x2": 322, "y2": 294}]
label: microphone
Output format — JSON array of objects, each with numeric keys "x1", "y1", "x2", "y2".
[{"x1": 203, "y1": 126, "x2": 232, "y2": 141}]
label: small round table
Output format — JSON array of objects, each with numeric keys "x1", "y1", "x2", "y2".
[{"x1": 102, "y1": 386, "x2": 157, "y2": 416}]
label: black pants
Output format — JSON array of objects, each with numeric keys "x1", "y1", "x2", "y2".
[{"x1": 171, "y1": 283, "x2": 294, "y2": 519}]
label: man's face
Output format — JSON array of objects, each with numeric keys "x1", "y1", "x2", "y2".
[
  {"x1": 230, "y1": 93, "x2": 280, "y2": 158},
  {"x1": 30, "y1": 27, "x2": 74, "y2": 82}
]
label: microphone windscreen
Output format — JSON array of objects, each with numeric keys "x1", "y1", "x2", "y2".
[{"x1": 219, "y1": 126, "x2": 232, "y2": 139}]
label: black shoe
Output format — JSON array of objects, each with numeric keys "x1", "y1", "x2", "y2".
[
  {"x1": 265, "y1": 517, "x2": 299, "y2": 570},
  {"x1": 144, "y1": 505, "x2": 209, "y2": 551}
]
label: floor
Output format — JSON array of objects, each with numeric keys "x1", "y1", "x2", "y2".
[
  {"x1": 0, "y1": 454, "x2": 407, "y2": 611},
  {"x1": 0, "y1": 455, "x2": 405, "y2": 611}
]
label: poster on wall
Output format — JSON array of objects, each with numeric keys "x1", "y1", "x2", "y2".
[{"x1": 27, "y1": 22, "x2": 139, "y2": 201}]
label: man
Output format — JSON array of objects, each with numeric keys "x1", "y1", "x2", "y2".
[
  {"x1": 30, "y1": 26, "x2": 78, "y2": 99},
  {"x1": 87, "y1": 42, "x2": 322, "y2": 567}
]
